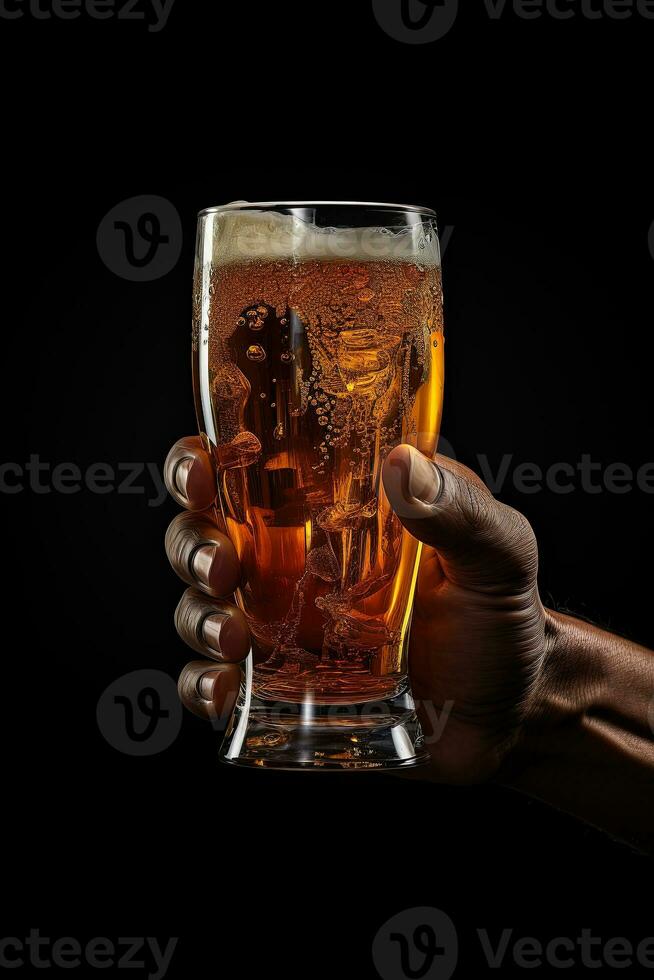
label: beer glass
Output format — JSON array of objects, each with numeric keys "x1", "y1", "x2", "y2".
[{"x1": 192, "y1": 202, "x2": 444, "y2": 769}]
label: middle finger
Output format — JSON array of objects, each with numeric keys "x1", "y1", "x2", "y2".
[{"x1": 165, "y1": 510, "x2": 241, "y2": 597}]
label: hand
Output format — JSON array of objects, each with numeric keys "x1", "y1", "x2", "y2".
[
  {"x1": 163, "y1": 436, "x2": 250, "y2": 726},
  {"x1": 382, "y1": 446, "x2": 654, "y2": 853},
  {"x1": 164, "y1": 437, "x2": 550, "y2": 784},
  {"x1": 381, "y1": 444, "x2": 548, "y2": 783}
]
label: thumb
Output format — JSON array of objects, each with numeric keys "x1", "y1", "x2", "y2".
[{"x1": 382, "y1": 445, "x2": 538, "y2": 594}]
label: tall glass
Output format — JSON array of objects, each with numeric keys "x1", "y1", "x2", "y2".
[{"x1": 193, "y1": 202, "x2": 444, "y2": 769}]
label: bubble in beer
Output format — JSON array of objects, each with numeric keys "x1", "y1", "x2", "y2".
[
  {"x1": 201, "y1": 224, "x2": 444, "y2": 699},
  {"x1": 247, "y1": 345, "x2": 266, "y2": 362},
  {"x1": 245, "y1": 308, "x2": 266, "y2": 330},
  {"x1": 271, "y1": 402, "x2": 276, "y2": 408}
]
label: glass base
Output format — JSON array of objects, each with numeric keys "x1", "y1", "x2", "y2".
[{"x1": 219, "y1": 658, "x2": 429, "y2": 771}]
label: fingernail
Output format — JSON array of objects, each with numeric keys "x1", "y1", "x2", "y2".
[
  {"x1": 203, "y1": 613, "x2": 229, "y2": 654},
  {"x1": 174, "y1": 457, "x2": 194, "y2": 498},
  {"x1": 408, "y1": 451, "x2": 443, "y2": 505},
  {"x1": 192, "y1": 544, "x2": 216, "y2": 589},
  {"x1": 198, "y1": 669, "x2": 220, "y2": 700}
]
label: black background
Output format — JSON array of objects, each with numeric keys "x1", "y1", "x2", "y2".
[{"x1": 1, "y1": 1, "x2": 653, "y2": 977}]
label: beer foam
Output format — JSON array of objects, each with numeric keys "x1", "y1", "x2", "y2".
[{"x1": 208, "y1": 209, "x2": 441, "y2": 267}]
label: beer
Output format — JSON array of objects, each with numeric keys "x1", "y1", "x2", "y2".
[{"x1": 194, "y1": 209, "x2": 444, "y2": 709}]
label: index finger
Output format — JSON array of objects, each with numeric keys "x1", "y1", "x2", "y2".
[{"x1": 164, "y1": 435, "x2": 217, "y2": 512}]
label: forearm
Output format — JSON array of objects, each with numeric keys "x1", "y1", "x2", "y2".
[{"x1": 499, "y1": 610, "x2": 654, "y2": 853}]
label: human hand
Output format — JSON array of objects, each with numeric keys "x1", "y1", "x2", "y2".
[
  {"x1": 381, "y1": 444, "x2": 548, "y2": 783},
  {"x1": 164, "y1": 436, "x2": 550, "y2": 785}
]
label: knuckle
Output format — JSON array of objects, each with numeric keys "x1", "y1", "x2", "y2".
[
  {"x1": 496, "y1": 504, "x2": 539, "y2": 581},
  {"x1": 456, "y1": 479, "x2": 494, "y2": 536},
  {"x1": 165, "y1": 511, "x2": 230, "y2": 592},
  {"x1": 165, "y1": 510, "x2": 191, "y2": 550},
  {"x1": 174, "y1": 587, "x2": 200, "y2": 642},
  {"x1": 165, "y1": 513, "x2": 197, "y2": 581}
]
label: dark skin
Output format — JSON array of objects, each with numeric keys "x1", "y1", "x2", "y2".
[{"x1": 165, "y1": 437, "x2": 654, "y2": 854}]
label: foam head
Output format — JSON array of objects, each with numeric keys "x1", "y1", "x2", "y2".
[{"x1": 204, "y1": 208, "x2": 441, "y2": 267}]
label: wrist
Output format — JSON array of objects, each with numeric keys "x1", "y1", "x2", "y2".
[
  {"x1": 496, "y1": 607, "x2": 608, "y2": 785},
  {"x1": 493, "y1": 608, "x2": 654, "y2": 853}
]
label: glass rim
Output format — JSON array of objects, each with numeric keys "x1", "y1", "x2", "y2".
[{"x1": 198, "y1": 200, "x2": 437, "y2": 218}]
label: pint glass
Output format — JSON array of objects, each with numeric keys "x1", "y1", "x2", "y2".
[{"x1": 192, "y1": 202, "x2": 444, "y2": 769}]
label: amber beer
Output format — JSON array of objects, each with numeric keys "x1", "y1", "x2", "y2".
[
  {"x1": 197, "y1": 217, "x2": 443, "y2": 701},
  {"x1": 193, "y1": 203, "x2": 443, "y2": 769}
]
